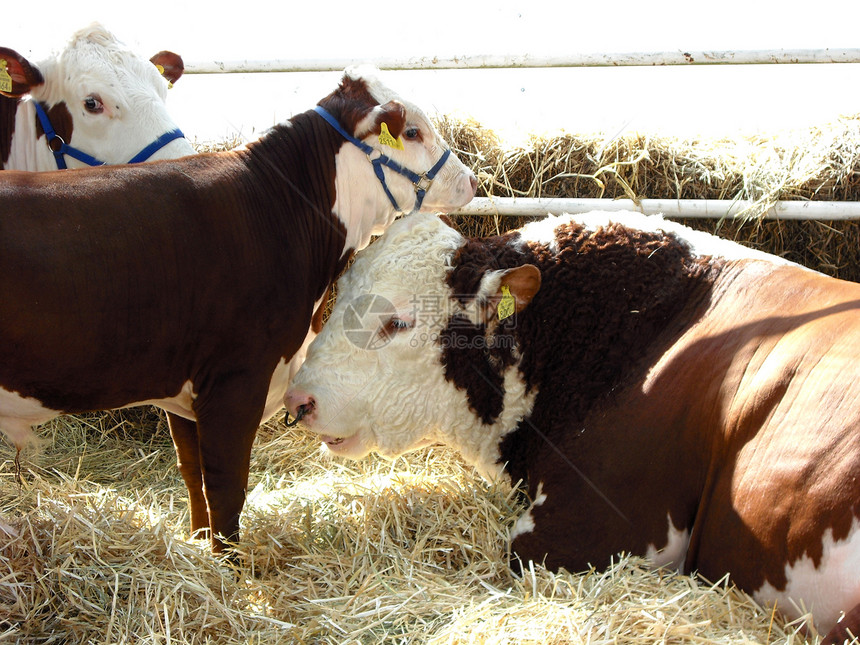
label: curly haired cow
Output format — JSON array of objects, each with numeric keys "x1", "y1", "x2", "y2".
[{"x1": 288, "y1": 212, "x2": 860, "y2": 643}]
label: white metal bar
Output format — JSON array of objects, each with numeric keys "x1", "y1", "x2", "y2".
[
  {"x1": 451, "y1": 197, "x2": 860, "y2": 220},
  {"x1": 184, "y1": 49, "x2": 860, "y2": 74}
]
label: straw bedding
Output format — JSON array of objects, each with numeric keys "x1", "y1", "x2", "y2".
[
  {"x1": 2, "y1": 116, "x2": 859, "y2": 643},
  {"x1": 0, "y1": 415, "x2": 820, "y2": 643}
]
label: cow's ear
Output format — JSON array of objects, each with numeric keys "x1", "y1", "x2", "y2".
[
  {"x1": 354, "y1": 100, "x2": 406, "y2": 144},
  {"x1": 372, "y1": 100, "x2": 406, "y2": 139},
  {"x1": 150, "y1": 51, "x2": 185, "y2": 87},
  {"x1": 0, "y1": 47, "x2": 45, "y2": 98},
  {"x1": 499, "y1": 264, "x2": 541, "y2": 315},
  {"x1": 478, "y1": 264, "x2": 541, "y2": 323}
]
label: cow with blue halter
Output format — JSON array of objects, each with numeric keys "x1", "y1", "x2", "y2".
[
  {"x1": 1, "y1": 23, "x2": 194, "y2": 171},
  {"x1": 314, "y1": 105, "x2": 450, "y2": 215},
  {"x1": 0, "y1": 65, "x2": 476, "y2": 555}
]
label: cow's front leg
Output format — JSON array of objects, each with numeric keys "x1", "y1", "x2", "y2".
[
  {"x1": 194, "y1": 378, "x2": 268, "y2": 553},
  {"x1": 166, "y1": 412, "x2": 209, "y2": 539},
  {"x1": 508, "y1": 485, "x2": 554, "y2": 575},
  {"x1": 508, "y1": 481, "x2": 624, "y2": 575}
]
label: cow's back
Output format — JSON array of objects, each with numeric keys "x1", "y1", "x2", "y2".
[
  {"x1": 0, "y1": 155, "x2": 308, "y2": 411},
  {"x1": 569, "y1": 258, "x2": 860, "y2": 628},
  {"x1": 667, "y1": 261, "x2": 860, "y2": 619}
]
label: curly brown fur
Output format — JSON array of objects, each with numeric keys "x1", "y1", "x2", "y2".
[{"x1": 443, "y1": 220, "x2": 716, "y2": 485}]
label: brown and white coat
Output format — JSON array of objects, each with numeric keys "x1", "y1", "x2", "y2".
[
  {"x1": 0, "y1": 67, "x2": 476, "y2": 551},
  {"x1": 288, "y1": 211, "x2": 860, "y2": 642}
]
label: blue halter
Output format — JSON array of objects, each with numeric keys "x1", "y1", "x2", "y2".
[
  {"x1": 314, "y1": 105, "x2": 451, "y2": 215},
  {"x1": 34, "y1": 101, "x2": 186, "y2": 170}
]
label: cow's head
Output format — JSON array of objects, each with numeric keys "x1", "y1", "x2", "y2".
[
  {"x1": 0, "y1": 23, "x2": 194, "y2": 170},
  {"x1": 286, "y1": 213, "x2": 540, "y2": 479},
  {"x1": 317, "y1": 66, "x2": 477, "y2": 251}
]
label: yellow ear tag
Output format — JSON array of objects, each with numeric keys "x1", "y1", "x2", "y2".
[
  {"x1": 497, "y1": 285, "x2": 516, "y2": 321},
  {"x1": 0, "y1": 60, "x2": 13, "y2": 94},
  {"x1": 378, "y1": 122, "x2": 404, "y2": 150},
  {"x1": 154, "y1": 64, "x2": 173, "y2": 89}
]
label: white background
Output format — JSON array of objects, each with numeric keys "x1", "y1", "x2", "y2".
[{"x1": 7, "y1": 0, "x2": 860, "y2": 144}]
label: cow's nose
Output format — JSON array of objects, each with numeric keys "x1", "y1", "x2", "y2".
[
  {"x1": 284, "y1": 389, "x2": 316, "y2": 427},
  {"x1": 469, "y1": 173, "x2": 478, "y2": 195}
]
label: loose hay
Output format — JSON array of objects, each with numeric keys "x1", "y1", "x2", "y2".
[
  {"x1": 3, "y1": 115, "x2": 860, "y2": 643},
  {"x1": 0, "y1": 419, "x2": 835, "y2": 643}
]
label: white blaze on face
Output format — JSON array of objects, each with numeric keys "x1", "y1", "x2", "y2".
[
  {"x1": 57, "y1": 26, "x2": 194, "y2": 165},
  {"x1": 331, "y1": 67, "x2": 476, "y2": 253},
  {"x1": 7, "y1": 24, "x2": 194, "y2": 171},
  {"x1": 290, "y1": 214, "x2": 530, "y2": 477},
  {"x1": 290, "y1": 215, "x2": 464, "y2": 454}
]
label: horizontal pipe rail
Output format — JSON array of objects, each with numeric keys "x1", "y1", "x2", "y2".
[
  {"x1": 181, "y1": 52, "x2": 860, "y2": 221},
  {"x1": 451, "y1": 197, "x2": 860, "y2": 220},
  {"x1": 184, "y1": 49, "x2": 860, "y2": 74}
]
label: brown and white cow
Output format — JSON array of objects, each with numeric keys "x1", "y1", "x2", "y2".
[
  {"x1": 286, "y1": 211, "x2": 860, "y2": 642},
  {"x1": 1, "y1": 23, "x2": 193, "y2": 171},
  {"x1": 0, "y1": 67, "x2": 477, "y2": 552}
]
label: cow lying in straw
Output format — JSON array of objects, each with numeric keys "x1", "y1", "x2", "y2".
[{"x1": 287, "y1": 211, "x2": 860, "y2": 643}]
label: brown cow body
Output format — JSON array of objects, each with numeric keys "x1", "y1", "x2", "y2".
[
  {"x1": 0, "y1": 68, "x2": 476, "y2": 550},
  {"x1": 287, "y1": 212, "x2": 860, "y2": 641}
]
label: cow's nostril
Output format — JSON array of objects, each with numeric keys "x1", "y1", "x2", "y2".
[
  {"x1": 284, "y1": 398, "x2": 315, "y2": 427},
  {"x1": 469, "y1": 174, "x2": 478, "y2": 194},
  {"x1": 299, "y1": 399, "x2": 315, "y2": 416}
]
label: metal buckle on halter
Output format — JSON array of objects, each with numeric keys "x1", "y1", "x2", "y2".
[
  {"x1": 47, "y1": 134, "x2": 66, "y2": 153},
  {"x1": 414, "y1": 174, "x2": 433, "y2": 193}
]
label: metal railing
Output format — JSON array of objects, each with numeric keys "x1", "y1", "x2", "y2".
[
  {"x1": 184, "y1": 50, "x2": 860, "y2": 219},
  {"x1": 184, "y1": 49, "x2": 860, "y2": 74}
]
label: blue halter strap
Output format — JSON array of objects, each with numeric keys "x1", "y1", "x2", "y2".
[
  {"x1": 34, "y1": 101, "x2": 186, "y2": 169},
  {"x1": 314, "y1": 105, "x2": 451, "y2": 215}
]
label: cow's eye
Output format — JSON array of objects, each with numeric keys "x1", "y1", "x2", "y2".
[
  {"x1": 83, "y1": 96, "x2": 104, "y2": 114},
  {"x1": 383, "y1": 316, "x2": 413, "y2": 334},
  {"x1": 403, "y1": 126, "x2": 420, "y2": 140}
]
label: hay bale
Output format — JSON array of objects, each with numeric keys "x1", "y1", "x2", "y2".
[{"x1": 438, "y1": 114, "x2": 860, "y2": 282}]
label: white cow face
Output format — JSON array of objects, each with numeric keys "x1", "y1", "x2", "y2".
[
  {"x1": 2, "y1": 23, "x2": 194, "y2": 170},
  {"x1": 327, "y1": 66, "x2": 477, "y2": 252},
  {"x1": 286, "y1": 214, "x2": 541, "y2": 478}
]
